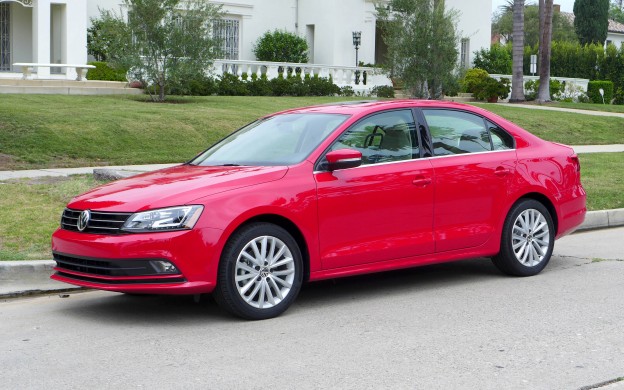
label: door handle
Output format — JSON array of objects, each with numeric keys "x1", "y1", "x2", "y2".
[
  {"x1": 412, "y1": 177, "x2": 432, "y2": 187},
  {"x1": 495, "y1": 166, "x2": 511, "y2": 177}
]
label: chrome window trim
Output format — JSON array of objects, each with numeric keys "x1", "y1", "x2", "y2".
[{"x1": 313, "y1": 149, "x2": 516, "y2": 174}]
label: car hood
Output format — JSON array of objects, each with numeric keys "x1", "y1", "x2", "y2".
[{"x1": 67, "y1": 165, "x2": 289, "y2": 212}]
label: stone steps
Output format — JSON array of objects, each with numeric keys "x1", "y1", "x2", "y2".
[{"x1": 0, "y1": 79, "x2": 143, "y2": 95}]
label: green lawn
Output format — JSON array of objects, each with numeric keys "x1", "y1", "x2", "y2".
[
  {"x1": 579, "y1": 153, "x2": 624, "y2": 211},
  {"x1": 0, "y1": 175, "x2": 105, "y2": 260},
  {"x1": 1, "y1": 95, "x2": 624, "y2": 170},
  {"x1": 0, "y1": 95, "x2": 359, "y2": 170},
  {"x1": 0, "y1": 152, "x2": 621, "y2": 260},
  {"x1": 472, "y1": 103, "x2": 624, "y2": 145}
]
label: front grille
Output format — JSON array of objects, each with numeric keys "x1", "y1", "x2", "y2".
[
  {"x1": 53, "y1": 253, "x2": 186, "y2": 285},
  {"x1": 61, "y1": 208, "x2": 132, "y2": 235}
]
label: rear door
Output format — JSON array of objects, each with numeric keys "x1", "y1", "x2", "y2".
[{"x1": 419, "y1": 109, "x2": 517, "y2": 253}]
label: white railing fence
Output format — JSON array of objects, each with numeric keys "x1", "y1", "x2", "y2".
[{"x1": 212, "y1": 59, "x2": 392, "y2": 91}]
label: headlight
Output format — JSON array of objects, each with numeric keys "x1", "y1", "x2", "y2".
[{"x1": 121, "y1": 205, "x2": 203, "y2": 233}]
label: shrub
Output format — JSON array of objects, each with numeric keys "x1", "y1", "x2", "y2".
[
  {"x1": 87, "y1": 61, "x2": 127, "y2": 81},
  {"x1": 218, "y1": 73, "x2": 249, "y2": 96},
  {"x1": 169, "y1": 74, "x2": 216, "y2": 96},
  {"x1": 524, "y1": 79, "x2": 566, "y2": 101},
  {"x1": 246, "y1": 74, "x2": 272, "y2": 96},
  {"x1": 614, "y1": 88, "x2": 624, "y2": 105},
  {"x1": 341, "y1": 86, "x2": 355, "y2": 97},
  {"x1": 587, "y1": 80, "x2": 614, "y2": 104},
  {"x1": 472, "y1": 44, "x2": 512, "y2": 74},
  {"x1": 461, "y1": 68, "x2": 490, "y2": 93},
  {"x1": 473, "y1": 77, "x2": 510, "y2": 101},
  {"x1": 371, "y1": 85, "x2": 395, "y2": 98},
  {"x1": 305, "y1": 75, "x2": 341, "y2": 96},
  {"x1": 253, "y1": 30, "x2": 309, "y2": 63}
]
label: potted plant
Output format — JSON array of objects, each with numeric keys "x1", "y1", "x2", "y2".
[{"x1": 474, "y1": 77, "x2": 510, "y2": 103}]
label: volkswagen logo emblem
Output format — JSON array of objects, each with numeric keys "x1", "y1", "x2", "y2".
[{"x1": 77, "y1": 210, "x2": 91, "y2": 232}]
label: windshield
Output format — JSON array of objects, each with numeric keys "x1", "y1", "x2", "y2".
[{"x1": 190, "y1": 113, "x2": 349, "y2": 166}]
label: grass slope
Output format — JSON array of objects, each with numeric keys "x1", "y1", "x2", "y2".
[{"x1": 1, "y1": 95, "x2": 623, "y2": 170}]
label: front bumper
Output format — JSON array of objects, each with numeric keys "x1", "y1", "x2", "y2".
[{"x1": 51, "y1": 226, "x2": 224, "y2": 294}]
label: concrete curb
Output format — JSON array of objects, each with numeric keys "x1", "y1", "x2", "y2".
[
  {"x1": 1, "y1": 208, "x2": 622, "y2": 299},
  {"x1": 576, "y1": 208, "x2": 624, "y2": 232}
]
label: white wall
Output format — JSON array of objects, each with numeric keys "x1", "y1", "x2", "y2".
[
  {"x1": 86, "y1": 0, "x2": 491, "y2": 68},
  {"x1": 607, "y1": 32, "x2": 624, "y2": 49},
  {"x1": 11, "y1": 3, "x2": 33, "y2": 70},
  {"x1": 447, "y1": 0, "x2": 493, "y2": 67}
]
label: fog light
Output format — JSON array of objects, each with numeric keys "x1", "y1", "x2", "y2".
[{"x1": 150, "y1": 260, "x2": 179, "y2": 274}]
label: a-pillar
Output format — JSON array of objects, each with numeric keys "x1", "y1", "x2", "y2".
[{"x1": 32, "y1": 0, "x2": 50, "y2": 78}]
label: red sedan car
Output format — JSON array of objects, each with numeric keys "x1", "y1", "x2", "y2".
[{"x1": 51, "y1": 100, "x2": 586, "y2": 319}]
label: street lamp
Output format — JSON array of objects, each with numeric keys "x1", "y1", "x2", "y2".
[
  {"x1": 352, "y1": 31, "x2": 362, "y2": 66},
  {"x1": 352, "y1": 31, "x2": 362, "y2": 85}
]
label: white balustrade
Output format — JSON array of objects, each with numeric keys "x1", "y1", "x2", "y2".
[{"x1": 212, "y1": 59, "x2": 392, "y2": 91}]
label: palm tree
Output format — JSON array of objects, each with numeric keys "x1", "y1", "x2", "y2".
[
  {"x1": 510, "y1": 0, "x2": 526, "y2": 102},
  {"x1": 537, "y1": 0, "x2": 554, "y2": 103}
]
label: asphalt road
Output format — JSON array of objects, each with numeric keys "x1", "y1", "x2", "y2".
[{"x1": 1, "y1": 228, "x2": 623, "y2": 390}]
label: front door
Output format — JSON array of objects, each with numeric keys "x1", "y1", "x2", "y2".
[{"x1": 315, "y1": 109, "x2": 435, "y2": 269}]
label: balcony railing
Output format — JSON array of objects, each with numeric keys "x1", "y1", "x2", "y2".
[{"x1": 212, "y1": 59, "x2": 392, "y2": 90}]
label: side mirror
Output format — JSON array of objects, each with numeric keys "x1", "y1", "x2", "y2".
[{"x1": 325, "y1": 149, "x2": 362, "y2": 171}]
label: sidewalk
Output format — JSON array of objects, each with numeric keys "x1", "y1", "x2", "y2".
[{"x1": 498, "y1": 102, "x2": 624, "y2": 118}]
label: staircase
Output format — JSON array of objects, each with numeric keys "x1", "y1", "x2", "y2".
[
  {"x1": 443, "y1": 93, "x2": 475, "y2": 103},
  {"x1": 0, "y1": 79, "x2": 143, "y2": 95}
]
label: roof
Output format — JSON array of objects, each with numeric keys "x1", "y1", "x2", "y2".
[
  {"x1": 561, "y1": 12, "x2": 624, "y2": 34},
  {"x1": 267, "y1": 99, "x2": 477, "y2": 117}
]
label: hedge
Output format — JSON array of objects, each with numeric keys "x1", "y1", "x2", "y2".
[
  {"x1": 86, "y1": 62, "x2": 127, "y2": 82},
  {"x1": 587, "y1": 81, "x2": 614, "y2": 104}
]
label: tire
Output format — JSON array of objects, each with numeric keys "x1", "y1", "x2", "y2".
[
  {"x1": 492, "y1": 199, "x2": 555, "y2": 277},
  {"x1": 213, "y1": 223, "x2": 303, "y2": 320}
]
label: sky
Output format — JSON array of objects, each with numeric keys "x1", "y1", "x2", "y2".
[{"x1": 491, "y1": 0, "x2": 576, "y2": 15}]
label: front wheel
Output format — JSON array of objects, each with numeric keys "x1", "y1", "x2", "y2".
[
  {"x1": 213, "y1": 223, "x2": 303, "y2": 320},
  {"x1": 492, "y1": 199, "x2": 555, "y2": 276}
]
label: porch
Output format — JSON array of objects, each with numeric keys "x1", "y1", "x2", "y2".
[{"x1": 0, "y1": 0, "x2": 87, "y2": 80}]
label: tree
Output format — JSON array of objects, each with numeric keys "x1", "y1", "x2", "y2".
[
  {"x1": 537, "y1": 0, "x2": 554, "y2": 103},
  {"x1": 510, "y1": 0, "x2": 526, "y2": 102},
  {"x1": 253, "y1": 30, "x2": 309, "y2": 63},
  {"x1": 574, "y1": 0, "x2": 609, "y2": 45},
  {"x1": 492, "y1": 3, "x2": 577, "y2": 46},
  {"x1": 94, "y1": 0, "x2": 222, "y2": 102},
  {"x1": 87, "y1": 18, "x2": 128, "y2": 61},
  {"x1": 610, "y1": 0, "x2": 624, "y2": 24},
  {"x1": 377, "y1": 0, "x2": 459, "y2": 99}
]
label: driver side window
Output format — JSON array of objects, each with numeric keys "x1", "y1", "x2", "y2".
[{"x1": 329, "y1": 110, "x2": 419, "y2": 165}]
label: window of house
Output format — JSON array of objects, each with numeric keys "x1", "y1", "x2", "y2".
[
  {"x1": 328, "y1": 110, "x2": 419, "y2": 165},
  {"x1": 460, "y1": 38, "x2": 470, "y2": 69},
  {"x1": 0, "y1": 3, "x2": 10, "y2": 72},
  {"x1": 213, "y1": 18, "x2": 240, "y2": 60}
]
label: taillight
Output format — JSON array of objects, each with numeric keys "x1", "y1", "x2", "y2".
[{"x1": 569, "y1": 155, "x2": 581, "y2": 173}]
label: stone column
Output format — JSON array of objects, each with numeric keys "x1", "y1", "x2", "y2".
[{"x1": 32, "y1": 0, "x2": 50, "y2": 78}]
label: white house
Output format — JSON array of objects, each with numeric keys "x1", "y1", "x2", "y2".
[{"x1": 1, "y1": 0, "x2": 491, "y2": 80}]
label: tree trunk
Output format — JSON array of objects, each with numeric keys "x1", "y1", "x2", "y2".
[
  {"x1": 510, "y1": 0, "x2": 526, "y2": 102},
  {"x1": 537, "y1": 0, "x2": 554, "y2": 104}
]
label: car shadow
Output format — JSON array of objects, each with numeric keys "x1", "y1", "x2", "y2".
[
  {"x1": 57, "y1": 255, "x2": 579, "y2": 324},
  {"x1": 57, "y1": 257, "x2": 505, "y2": 324}
]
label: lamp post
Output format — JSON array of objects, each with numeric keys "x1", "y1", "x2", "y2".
[
  {"x1": 352, "y1": 31, "x2": 362, "y2": 66},
  {"x1": 352, "y1": 31, "x2": 362, "y2": 84}
]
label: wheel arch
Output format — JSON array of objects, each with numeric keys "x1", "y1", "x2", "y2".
[
  {"x1": 511, "y1": 192, "x2": 559, "y2": 235},
  {"x1": 229, "y1": 214, "x2": 311, "y2": 282}
]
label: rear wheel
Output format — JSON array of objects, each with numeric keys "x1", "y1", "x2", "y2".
[
  {"x1": 213, "y1": 223, "x2": 303, "y2": 320},
  {"x1": 492, "y1": 199, "x2": 555, "y2": 276}
]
